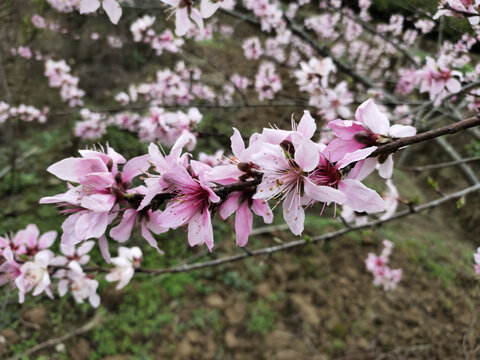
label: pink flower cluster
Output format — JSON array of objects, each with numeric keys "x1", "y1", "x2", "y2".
[
  {"x1": 156, "y1": 0, "x2": 235, "y2": 36},
  {"x1": 365, "y1": 240, "x2": 402, "y2": 291},
  {"x1": 0, "y1": 224, "x2": 143, "y2": 306},
  {"x1": 44, "y1": 59, "x2": 85, "y2": 107},
  {"x1": 40, "y1": 100, "x2": 397, "y2": 260},
  {"x1": 396, "y1": 56, "x2": 463, "y2": 105},
  {"x1": 434, "y1": 0, "x2": 480, "y2": 26},
  {"x1": 0, "y1": 101, "x2": 49, "y2": 124},
  {"x1": 130, "y1": 15, "x2": 184, "y2": 56},
  {"x1": 110, "y1": 107, "x2": 202, "y2": 149},
  {"x1": 255, "y1": 62, "x2": 282, "y2": 101},
  {"x1": 47, "y1": 0, "x2": 80, "y2": 13},
  {"x1": 115, "y1": 61, "x2": 215, "y2": 106},
  {"x1": 74, "y1": 109, "x2": 107, "y2": 140},
  {"x1": 474, "y1": 247, "x2": 480, "y2": 275}
]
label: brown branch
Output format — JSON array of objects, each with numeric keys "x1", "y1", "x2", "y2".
[
  {"x1": 442, "y1": 3, "x2": 480, "y2": 18},
  {"x1": 370, "y1": 115, "x2": 480, "y2": 157},
  {"x1": 127, "y1": 115, "x2": 480, "y2": 210},
  {"x1": 7, "y1": 314, "x2": 102, "y2": 360},
  {"x1": 86, "y1": 182, "x2": 480, "y2": 275},
  {"x1": 400, "y1": 155, "x2": 480, "y2": 173}
]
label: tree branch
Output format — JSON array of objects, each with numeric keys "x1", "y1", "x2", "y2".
[
  {"x1": 370, "y1": 115, "x2": 480, "y2": 157},
  {"x1": 86, "y1": 182, "x2": 480, "y2": 275}
]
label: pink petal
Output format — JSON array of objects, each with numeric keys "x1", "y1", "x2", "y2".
[
  {"x1": 355, "y1": 99, "x2": 389, "y2": 135},
  {"x1": 141, "y1": 221, "x2": 164, "y2": 254},
  {"x1": 47, "y1": 158, "x2": 107, "y2": 183},
  {"x1": 175, "y1": 9, "x2": 191, "y2": 37},
  {"x1": 378, "y1": 155, "x2": 394, "y2": 179},
  {"x1": 98, "y1": 235, "x2": 111, "y2": 263},
  {"x1": 347, "y1": 158, "x2": 377, "y2": 181},
  {"x1": 446, "y1": 78, "x2": 461, "y2": 93},
  {"x1": 235, "y1": 201, "x2": 253, "y2": 247},
  {"x1": 304, "y1": 178, "x2": 346, "y2": 204},
  {"x1": 230, "y1": 128, "x2": 245, "y2": 158},
  {"x1": 323, "y1": 139, "x2": 365, "y2": 163},
  {"x1": 297, "y1": 110, "x2": 316, "y2": 139},
  {"x1": 388, "y1": 124, "x2": 416, "y2": 138},
  {"x1": 110, "y1": 209, "x2": 137, "y2": 242},
  {"x1": 251, "y1": 199, "x2": 273, "y2": 223},
  {"x1": 123, "y1": 155, "x2": 150, "y2": 181},
  {"x1": 328, "y1": 120, "x2": 364, "y2": 140},
  {"x1": 188, "y1": 210, "x2": 214, "y2": 251},
  {"x1": 339, "y1": 179, "x2": 386, "y2": 213},
  {"x1": 75, "y1": 211, "x2": 109, "y2": 240},
  {"x1": 219, "y1": 192, "x2": 241, "y2": 220},
  {"x1": 102, "y1": 0, "x2": 122, "y2": 24},
  {"x1": 201, "y1": 0, "x2": 222, "y2": 18},
  {"x1": 80, "y1": 0, "x2": 101, "y2": 14},
  {"x1": 38, "y1": 231, "x2": 57, "y2": 249},
  {"x1": 189, "y1": 8, "x2": 204, "y2": 31},
  {"x1": 282, "y1": 191, "x2": 304, "y2": 235},
  {"x1": 336, "y1": 147, "x2": 377, "y2": 169},
  {"x1": 294, "y1": 139, "x2": 319, "y2": 172}
]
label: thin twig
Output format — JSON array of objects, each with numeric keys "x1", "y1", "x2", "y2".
[
  {"x1": 82, "y1": 182, "x2": 480, "y2": 275},
  {"x1": 7, "y1": 314, "x2": 103, "y2": 360},
  {"x1": 400, "y1": 155, "x2": 480, "y2": 173}
]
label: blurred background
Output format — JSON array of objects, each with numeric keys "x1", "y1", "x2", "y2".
[{"x1": 1, "y1": 0, "x2": 480, "y2": 359}]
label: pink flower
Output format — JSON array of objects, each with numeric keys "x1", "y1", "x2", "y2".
[
  {"x1": 474, "y1": 247, "x2": 480, "y2": 275},
  {"x1": 158, "y1": 161, "x2": 220, "y2": 251},
  {"x1": 326, "y1": 99, "x2": 416, "y2": 178},
  {"x1": 365, "y1": 240, "x2": 402, "y2": 291},
  {"x1": 252, "y1": 139, "x2": 346, "y2": 235},
  {"x1": 0, "y1": 247, "x2": 21, "y2": 287},
  {"x1": 15, "y1": 250, "x2": 56, "y2": 303},
  {"x1": 80, "y1": 0, "x2": 122, "y2": 24},
  {"x1": 105, "y1": 247, "x2": 142, "y2": 289},
  {"x1": 242, "y1": 37, "x2": 263, "y2": 60},
  {"x1": 40, "y1": 146, "x2": 150, "y2": 260},
  {"x1": 310, "y1": 147, "x2": 386, "y2": 214},
  {"x1": 56, "y1": 261, "x2": 100, "y2": 307},
  {"x1": 209, "y1": 129, "x2": 273, "y2": 247},
  {"x1": 200, "y1": 0, "x2": 225, "y2": 18},
  {"x1": 417, "y1": 57, "x2": 463, "y2": 106},
  {"x1": 161, "y1": 0, "x2": 204, "y2": 37}
]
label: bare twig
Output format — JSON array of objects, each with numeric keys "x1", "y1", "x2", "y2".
[
  {"x1": 434, "y1": 137, "x2": 480, "y2": 185},
  {"x1": 370, "y1": 115, "x2": 480, "y2": 157},
  {"x1": 401, "y1": 155, "x2": 480, "y2": 173},
  {"x1": 7, "y1": 314, "x2": 102, "y2": 360},
  {"x1": 83, "y1": 182, "x2": 480, "y2": 275}
]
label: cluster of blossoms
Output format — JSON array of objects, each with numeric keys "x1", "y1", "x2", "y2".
[
  {"x1": 109, "y1": 107, "x2": 202, "y2": 149},
  {"x1": 255, "y1": 62, "x2": 282, "y2": 101},
  {"x1": 474, "y1": 247, "x2": 480, "y2": 275},
  {"x1": 435, "y1": 0, "x2": 480, "y2": 27},
  {"x1": 0, "y1": 224, "x2": 143, "y2": 305},
  {"x1": 114, "y1": 61, "x2": 215, "y2": 107},
  {"x1": 74, "y1": 109, "x2": 107, "y2": 140},
  {"x1": 293, "y1": 57, "x2": 354, "y2": 120},
  {"x1": 47, "y1": 0, "x2": 80, "y2": 13},
  {"x1": 44, "y1": 59, "x2": 85, "y2": 107},
  {"x1": 14, "y1": 0, "x2": 480, "y2": 308},
  {"x1": 130, "y1": 15, "x2": 184, "y2": 56},
  {"x1": 365, "y1": 240, "x2": 402, "y2": 291},
  {"x1": 0, "y1": 101, "x2": 49, "y2": 124},
  {"x1": 39, "y1": 100, "x2": 412, "y2": 259},
  {"x1": 397, "y1": 56, "x2": 463, "y2": 106}
]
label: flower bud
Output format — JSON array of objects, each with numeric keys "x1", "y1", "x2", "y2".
[
  {"x1": 237, "y1": 162, "x2": 251, "y2": 173},
  {"x1": 280, "y1": 140, "x2": 295, "y2": 156},
  {"x1": 354, "y1": 131, "x2": 378, "y2": 146},
  {"x1": 114, "y1": 172, "x2": 123, "y2": 184},
  {"x1": 107, "y1": 159, "x2": 114, "y2": 172}
]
